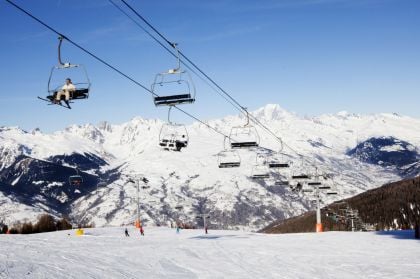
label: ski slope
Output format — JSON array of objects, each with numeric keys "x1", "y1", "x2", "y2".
[{"x1": 0, "y1": 227, "x2": 418, "y2": 278}]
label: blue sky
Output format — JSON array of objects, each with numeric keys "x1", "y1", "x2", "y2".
[{"x1": 1, "y1": 0, "x2": 419, "y2": 132}]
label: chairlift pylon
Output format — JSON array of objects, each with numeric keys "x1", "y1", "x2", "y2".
[
  {"x1": 217, "y1": 136, "x2": 241, "y2": 168},
  {"x1": 159, "y1": 106, "x2": 188, "y2": 151},
  {"x1": 229, "y1": 108, "x2": 260, "y2": 149},
  {"x1": 151, "y1": 43, "x2": 195, "y2": 106},
  {"x1": 39, "y1": 36, "x2": 91, "y2": 109}
]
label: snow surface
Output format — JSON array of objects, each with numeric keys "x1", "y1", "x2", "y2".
[{"x1": 0, "y1": 227, "x2": 419, "y2": 279}]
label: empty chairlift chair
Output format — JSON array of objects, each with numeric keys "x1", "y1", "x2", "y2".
[
  {"x1": 292, "y1": 174, "x2": 311, "y2": 180},
  {"x1": 251, "y1": 165, "x2": 270, "y2": 179},
  {"x1": 218, "y1": 151, "x2": 241, "y2": 168},
  {"x1": 151, "y1": 43, "x2": 195, "y2": 107},
  {"x1": 217, "y1": 136, "x2": 241, "y2": 168},
  {"x1": 250, "y1": 153, "x2": 270, "y2": 179},
  {"x1": 268, "y1": 152, "x2": 291, "y2": 168},
  {"x1": 229, "y1": 109, "x2": 260, "y2": 149}
]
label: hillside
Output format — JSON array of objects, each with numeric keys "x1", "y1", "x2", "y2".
[
  {"x1": 0, "y1": 104, "x2": 419, "y2": 229},
  {"x1": 261, "y1": 176, "x2": 420, "y2": 234}
]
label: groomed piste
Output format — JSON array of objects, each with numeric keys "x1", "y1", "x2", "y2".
[{"x1": 0, "y1": 227, "x2": 418, "y2": 278}]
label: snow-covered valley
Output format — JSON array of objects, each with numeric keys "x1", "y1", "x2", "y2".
[{"x1": 0, "y1": 104, "x2": 419, "y2": 229}]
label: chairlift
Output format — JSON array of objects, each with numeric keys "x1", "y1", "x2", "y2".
[
  {"x1": 292, "y1": 174, "x2": 311, "y2": 179},
  {"x1": 250, "y1": 153, "x2": 270, "y2": 179},
  {"x1": 290, "y1": 182, "x2": 303, "y2": 192},
  {"x1": 291, "y1": 166, "x2": 312, "y2": 180},
  {"x1": 229, "y1": 108, "x2": 260, "y2": 149},
  {"x1": 268, "y1": 144, "x2": 290, "y2": 168},
  {"x1": 38, "y1": 36, "x2": 91, "y2": 109},
  {"x1": 69, "y1": 169, "x2": 83, "y2": 186},
  {"x1": 302, "y1": 188, "x2": 314, "y2": 193},
  {"x1": 151, "y1": 43, "x2": 195, "y2": 106},
  {"x1": 274, "y1": 180, "x2": 289, "y2": 186},
  {"x1": 326, "y1": 190, "x2": 338, "y2": 195},
  {"x1": 325, "y1": 178, "x2": 339, "y2": 195},
  {"x1": 159, "y1": 107, "x2": 188, "y2": 151},
  {"x1": 269, "y1": 162, "x2": 290, "y2": 168},
  {"x1": 217, "y1": 137, "x2": 241, "y2": 168}
]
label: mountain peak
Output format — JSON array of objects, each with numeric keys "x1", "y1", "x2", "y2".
[{"x1": 252, "y1": 104, "x2": 291, "y2": 121}]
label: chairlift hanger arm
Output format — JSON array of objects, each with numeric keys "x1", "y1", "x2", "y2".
[{"x1": 57, "y1": 36, "x2": 65, "y2": 66}]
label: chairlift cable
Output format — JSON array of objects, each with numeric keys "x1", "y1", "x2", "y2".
[
  {"x1": 5, "y1": 0, "x2": 232, "y2": 141},
  {"x1": 116, "y1": 0, "x2": 289, "y2": 152},
  {"x1": 107, "y1": 0, "x2": 241, "y2": 112},
  {"x1": 113, "y1": 0, "x2": 295, "y2": 157}
]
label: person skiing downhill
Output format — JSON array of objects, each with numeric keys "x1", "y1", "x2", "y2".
[
  {"x1": 139, "y1": 226, "x2": 144, "y2": 236},
  {"x1": 125, "y1": 228, "x2": 130, "y2": 237}
]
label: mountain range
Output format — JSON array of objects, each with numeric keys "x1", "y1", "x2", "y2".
[{"x1": 0, "y1": 104, "x2": 419, "y2": 230}]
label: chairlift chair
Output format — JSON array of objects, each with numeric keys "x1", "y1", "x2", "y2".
[
  {"x1": 292, "y1": 174, "x2": 311, "y2": 179},
  {"x1": 218, "y1": 152, "x2": 241, "y2": 168},
  {"x1": 151, "y1": 43, "x2": 195, "y2": 106},
  {"x1": 159, "y1": 107, "x2": 189, "y2": 151},
  {"x1": 250, "y1": 165, "x2": 270, "y2": 179},
  {"x1": 229, "y1": 109, "x2": 260, "y2": 149},
  {"x1": 326, "y1": 190, "x2": 338, "y2": 195},
  {"x1": 274, "y1": 180, "x2": 289, "y2": 186},
  {"x1": 290, "y1": 182, "x2": 303, "y2": 192},
  {"x1": 308, "y1": 182, "x2": 322, "y2": 186},
  {"x1": 69, "y1": 169, "x2": 83, "y2": 186},
  {"x1": 302, "y1": 188, "x2": 314, "y2": 193},
  {"x1": 217, "y1": 136, "x2": 241, "y2": 168},
  {"x1": 39, "y1": 36, "x2": 91, "y2": 109},
  {"x1": 250, "y1": 153, "x2": 270, "y2": 179},
  {"x1": 268, "y1": 150, "x2": 291, "y2": 168}
]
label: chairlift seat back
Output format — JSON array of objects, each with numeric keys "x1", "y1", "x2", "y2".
[
  {"x1": 292, "y1": 175, "x2": 310, "y2": 179},
  {"x1": 219, "y1": 162, "x2": 241, "y2": 168},
  {"x1": 231, "y1": 142, "x2": 259, "y2": 149},
  {"x1": 251, "y1": 174, "x2": 270, "y2": 179},
  {"x1": 268, "y1": 162, "x2": 290, "y2": 168},
  {"x1": 229, "y1": 126, "x2": 260, "y2": 149},
  {"x1": 154, "y1": 94, "x2": 195, "y2": 106},
  {"x1": 275, "y1": 180, "x2": 289, "y2": 186}
]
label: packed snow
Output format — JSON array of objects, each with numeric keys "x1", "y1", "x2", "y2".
[{"x1": 0, "y1": 227, "x2": 419, "y2": 278}]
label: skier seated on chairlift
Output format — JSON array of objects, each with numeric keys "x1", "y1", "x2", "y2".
[{"x1": 54, "y1": 78, "x2": 75, "y2": 105}]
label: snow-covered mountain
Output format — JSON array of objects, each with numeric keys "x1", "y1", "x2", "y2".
[{"x1": 1, "y1": 104, "x2": 419, "y2": 229}]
